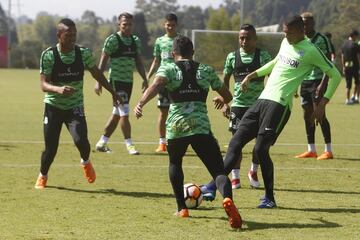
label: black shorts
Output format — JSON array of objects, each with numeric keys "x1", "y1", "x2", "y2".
[
  {"x1": 229, "y1": 106, "x2": 249, "y2": 134},
  {"x1": 300, "y1": 79, "x2": 322, "y2": 106},
  {"x1": 239, "y1": 99, "x2": 291, "y2": 145},
  {"x1": 111, "y1": 81, "x2": 133, "y2": 104},
  {"x1": 157, "y1": 88, "x2": 170, "y2": 108},
  {"x1": 344, "y1": 66, "x2": 359, "y2": 89}
]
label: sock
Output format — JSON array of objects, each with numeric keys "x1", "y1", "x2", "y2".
[
  {"x1": 39, "y1": 173, "x2": 48, "y2": 178},
  {"x1": 159, "y1": 137, "x2": 166, "y2": 144},
  {"x1": 99, "y1": 135, "x2": 109, "y2": 144},
  {"x1": 307, "y1": 144, "x2": 316, "y2": 152},
  {"x1": 81, "y1": 158, "x2": 89, "y2": 165},
  {"x1": 325, "y1": 143, "x2": 332, "y2": 152},
  {"x1": 250, "y1": 163, "x2": 259, "y2": 172},
  {"x1": 231, "y1": 169, "x2": 240, "y2": 180},
  {"x1": 125, "y1": 138, "x2": 133, "y2": 147}
]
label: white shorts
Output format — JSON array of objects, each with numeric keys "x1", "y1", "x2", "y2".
[{"x1": 112, "y1": 104, "x2": 130, "y2": 117}]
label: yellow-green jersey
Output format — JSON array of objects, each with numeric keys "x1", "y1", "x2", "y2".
[
  {"x1": 256, "y1": 38, "x2": 341, "y2": 109},
  {"x1": 103, "y1": 33, "x2": 142, "y2": 83},
  {"x1": 40, "y1": 44, "x2": 96, "y2": 110}
]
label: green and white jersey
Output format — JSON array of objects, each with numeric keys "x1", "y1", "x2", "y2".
[
  {"x1": 223, "y1": 48, "x2": 272, "y2": 107},
  {"x1": 153, "y1": 34, "x2": 177, "y2": 66},
  {"x1": 156, "y1": 61, "x2": 223, "y2": 139},
  {"x1": 257, "y1": 38, "x2": 340, "y2": 109},
  {"x1": 304, "y1": 32, "x2": 331, "y2": 80},
  {"x1": 103, "y1": 33, "x2": 141, "y2": 83},
  {"x1": 40, "y1": 44, "x2": 95, "y2": 110}
]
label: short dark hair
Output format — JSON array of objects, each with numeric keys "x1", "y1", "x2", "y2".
[
  {"x1": 240, "y1": 23, "x2": 256, "y2": 34},
  {"x1": 165, "y1": 13, "x2": 177, "y2": 23},
  {"x1": 173, "y1": 36, "x2": 193, "y2": 57},
  {"x1": 59, "y1": 18, "x2": 76, "y2": 28},
  {"x1": 283, "y1": 15, "x2": 304, "y2": 29},
  {"x1": 118, "y1": 12, "x2": 133, "y2": 21},
  {"x1": 324, "y1": 32, "x2": 332, "y2": 39},
  {"x1": 350, "y1": 30, "x2": 359, "y2": 38}
]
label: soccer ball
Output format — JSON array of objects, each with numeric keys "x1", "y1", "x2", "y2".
[{"x1": 183, "y1": 183, "x2": 203, "y2": 209}]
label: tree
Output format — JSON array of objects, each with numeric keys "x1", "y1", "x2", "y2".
[
  {"x1": 33, "y1": 13, "x2": 57, "y2": 48},
  {"x1": 133, "y1": 12, "x2": 151, "y2": 59}
]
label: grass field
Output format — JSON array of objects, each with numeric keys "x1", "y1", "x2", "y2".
[{"x1": 0, "y1": 69, "x2": 359, "y2": 239}]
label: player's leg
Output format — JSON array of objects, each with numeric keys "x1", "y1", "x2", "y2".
[
  {"x1": 345, "y1": 68, "x2": 353, "y2": 104},
  {"x1": 317, "y1": 110, "x2": 333, "y2": 160},
  {"x1": 95, "y1": 113, "x2": 120, "y2": 152},
  {"x1": 167, "y1": 136, "x2": 189, "y2": 216},
  {"x1": 35, "y1": 104, "x2": 63, "y2": 189},
  {"x1": 353, "y1": 67, "x2": 360, "y2": 103},
  {"x1": 156, "y1": 89, "x2": 170, "y2": 153}
]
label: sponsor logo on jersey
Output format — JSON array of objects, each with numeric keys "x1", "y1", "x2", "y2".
[{"x1": 279, "y1": 54, "x2": 300, "y2": 68}]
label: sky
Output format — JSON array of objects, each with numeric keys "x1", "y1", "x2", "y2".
[{"x1": 0, "y1": 0, "x2": 224, "y2": 20}]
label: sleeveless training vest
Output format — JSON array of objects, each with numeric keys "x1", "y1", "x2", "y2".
[
  {"x1": 110, "y1": 34, "x2": 137, "y2": 58},
  {"x1": 51, "y1": 45, "x2": 84, "y2": 83},
  {"x1": 233, "y1": 48, "x2": 264, "y2": 83},
  {"x1": 168, "y1": 61, "x2": 208, "y2": 103}
]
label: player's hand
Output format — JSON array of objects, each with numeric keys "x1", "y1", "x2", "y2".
[
  {"x1": 94, "y1": 82, "x2": 102, "y2": 96},
  {"x1": 112, "y1": 92, "x2": 123, "y2": 106},
  {"x1": 134, "y1": 103, "x2": 143, "y2": 119},
  {"x1": 142, "y1": 80, "x2": 148, "y2": 93},
  {"x1": 222, "y1": 104, "x2": 230, "y2": 119},
  {"x1": 294, "y1": 92, "x2": 299, "y2": 98},
  {"x1": 314, "y1": 97, "x2": 328, "y2": 124},
  {"x1": 240, "y1": 77, "x2": 249, "y2": 92},
  {"x1": 213, "y1": 96, "x2": 225, "y2": 110},
  {"x1": 58, "y1": 86, "x2": 76, "y2": 96}
]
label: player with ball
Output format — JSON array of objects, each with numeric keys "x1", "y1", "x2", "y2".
[{"x1": 134, "y1": 35, "x2": 242, "y2": 229}]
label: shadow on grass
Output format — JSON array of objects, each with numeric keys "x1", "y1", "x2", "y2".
[
  {"x1": 334, "y1": 157, "x2": 360, "y2": 161},
  {"x1": 244, "y1": 218, "x2": 342, "y2": 230},
  {"x1": 275, "y1": 188, "x2": 360, "y2": 195},
  {"x1": 278, "y1": 206, "x2": 360, "y2": 213},
  {"x1": 47, "y1": 186, "x2": 173, "y2": 198}
]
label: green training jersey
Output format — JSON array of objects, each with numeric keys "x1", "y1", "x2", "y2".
[
  {"x1": 103, "y1": 33, "x2": 141, "y2": 83},
  {"x1": 153, "y1": 34, "x2": 177, "y2": 66},
  {"x1": 40, "y1": 44, "x2": 95, "y2": 110},
  {"x1": 156, "y1": 60, "x2": 223, "y2": 139},
  {"x1": 304, "y1": 32, "x2": 331, "y2": 80},
  {"x1": 257, "y1": 38, "x2": 339, "y2": 109},
  {"x1": 223, "y1": 48, "x2": 272, "y2": 107}
]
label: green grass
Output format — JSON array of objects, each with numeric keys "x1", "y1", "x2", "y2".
[{"x1": 0, "y1": 69, "x2": 359, "y2": 239}]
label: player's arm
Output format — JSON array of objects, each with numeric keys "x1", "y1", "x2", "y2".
[
  {"x1": 40, "y1": 74, "x2": 75, "y2": 96},
  {"x1": 134, "y1": 76, "x2": 167, "y2": 119},
  {"x1": 147, "y1": 57, "x2": 160, "y2": 80},
  {"x1": 135, "y1": 54, "x2": 149, "y2": 93},
  {"x1": 213, "y1": 84, "x2": 233, "y2": 110},
  {"x1": 94, "y1": 52, "x2": 110, "y2": 96},
  {"x1": 88, "y1": 66, "x2": 122, "y2": 105},
  {"x1": 222, "y1": 73, "x2": 232, "y2": 117}
]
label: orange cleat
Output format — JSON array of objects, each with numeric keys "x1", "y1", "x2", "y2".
[
  {"x1": 155, "y1": 143, "x2": 167, "y2": 153},
  {"x1": 174, "y1": 208, "x2": 189, "y2": 218},
  {"x1": 295, "y1": 151, "x2": 317, "y2": 158},
  {"x1": 317, "y1": 151, "x2": 333, "y2": 160},
  {"x1": 223, "y1": 198, "x2": 242, "y2": 229},
  {"x1": 34, "y1": 175, "x2": 47, "y2": 189},
  {"x1": 82, "y1": 161, "x2": 96, "y2": 183}
]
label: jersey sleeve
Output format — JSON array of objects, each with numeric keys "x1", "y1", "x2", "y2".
[
  {"x1": 308, "y1": 47, "x2": 333, "y2": 75},
  {"x1": 102, "y1": 35, "x2": 117, "y2": 56},
  {"x1": 81, "y1": 47, "x2": 96, "y2": 69},
  {"x1": 207, "y1": 66, "x2": 223, "y2": 90},
  {"x1": 223, "y1": 52, "x2": 235, "y2": 76},
  {"x1": 40, "y1": 49, "x2": 54, "y2": 75},
  {"x1": 256, "y1": 56, "x2": 277, "y2": 77}
]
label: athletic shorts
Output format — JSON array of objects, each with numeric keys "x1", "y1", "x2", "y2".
[
  {"x1": 111, "y1": 81, "x2": 133, "y2": 117},
  {"x1": 228, "y1": 106, "x2": 249, "y2": 134},
  {"x1": 300, "y1": 79, "x2": 322, "y2": 106},
  {"x1": 157, "y1": 88, "x2": 170, "y2": 108},
  {"x1": 344, "y1": 66, "x2": 359, "y2": 89}
]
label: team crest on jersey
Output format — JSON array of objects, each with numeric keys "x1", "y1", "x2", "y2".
[
  {"x1": 176, "y1": 71, "x2": 183, "y2": 81},
  {"x1": 298, "y1": 50, "x2": 305, "y2": 57}
]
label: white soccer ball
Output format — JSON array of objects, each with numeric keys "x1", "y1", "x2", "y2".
[{"x1": 183, "y1": 183, "x2": 203, "y2": 209}]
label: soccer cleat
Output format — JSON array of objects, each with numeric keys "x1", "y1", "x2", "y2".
[
  {"x1": 82, "y1": 161, "x2": 96, "y2": 183},
  {"x1": 345, "y1": 99, "x2": 354, "y2": 105},
  {"x1": 248, "y1": 171, "x2": 260, "y2": 188},
  {"x1": 127, "y1": 145, "x2": 139, "y2": 155},
  {"x1": 155, "y1": 143, "x2": 167, "y2": 153},
  {"x1": 200, "y1": 185, "x2": 216, "y2": 201},
  {"x1": 231, "y1": 178, "x2": 241, "y2": 189},
  {"x1": 317, "y1": 151, "x2": 333, "y2": 160},
  {"x1": 174, "y1": 208, "x2": 189, "y2": 218},
  {"x1": 258, "y1": 196, "x2": 277, "y2": 209},
  {"x1": 223, "y1": 198, "x2": 242, "y2": 229},
  {"x1": 350, "y1": 96, "x2": 359, "y2": 104},
  {"x1": 95, "y1": 142, "x2": 112, "y2": 153},
  {"x1": 34, "y1": 175, "x2": 47, "y2": 189},
  {"x1": 295, "y1": 151, "x2": 317, "y2": 158}
]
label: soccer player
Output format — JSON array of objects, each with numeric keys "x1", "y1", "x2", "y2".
[
  {"x1": 35, "y1": 18, "x2": 123, "y2": 189},
  {"x1": 134, "y1": 36, "x2": 242, "y2": 228},
  {"x1": 222, "y1": 24, "x2": 272, "y2": 189},
  {"x1": 202, "y1": 15, "x2": 341, "y2": 208},
  {"x1": 94, "y1": 12, "x2": 148, "y2": 155},
  {"x1": 147, "y1": 13, "x2": 179, "y2": 153},
  {"x1": 324, "y1": 32, "x2": 336, "y2": 63},
  {"x1": 295, "y1": 12, "x2": 334, "y2": 160},
  {"x1": 341, "y1": 30, "x2": 360, "y2": 104}
]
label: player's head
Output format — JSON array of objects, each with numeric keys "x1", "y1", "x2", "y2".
[
  {"x1": 324, "y1": 32, "x2": 332, "y2": 40},
  {"x1": 301, "y1": 12, "x2": 315, "y2": 36},
  {"x1": 283, "y1": 15, "x2": 304, "y2": 45},
  {"x1": 172, "y1": 36, "x2": 194, "y2": 59},
  {"x1": 164, "y1": 13, "x2": 177, "y2": 36},
  {"x1": 239, "y1": 24, "x2": 257, "y2": 53},
  {"x1": 57, "y1": 18, "x2": 77, "y2": 50},
  {"x1": 118, "y1": 12, "x2": 133, "y2": 36},
  {"x1": 349, "y1": 30, "x2": 359, "y2": 40}
]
